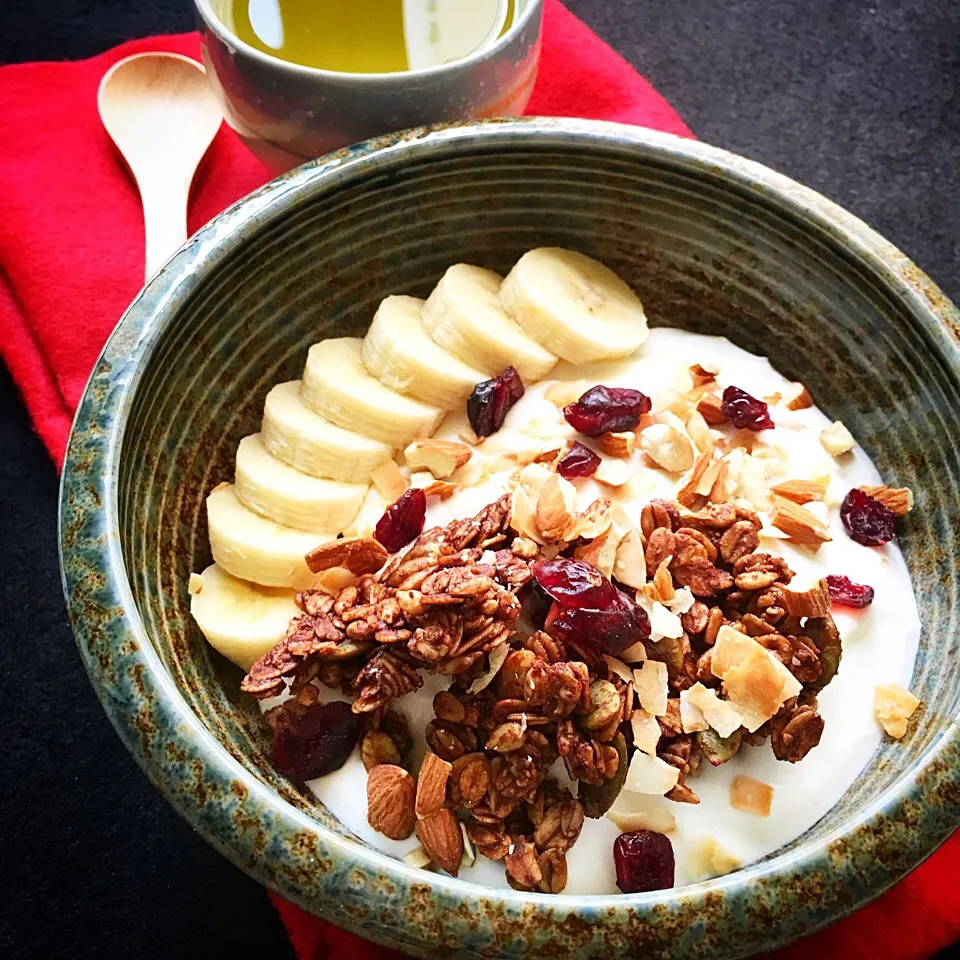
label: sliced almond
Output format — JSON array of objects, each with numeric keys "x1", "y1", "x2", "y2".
[
  {"x1": 404, "y1": 438, "x2": 472, "y2": 478},
  {"x1": 595, "y1": 458, "x2": 634, "y2": 487},
  {"x1": 641, "y1": 423, "x2": 695, "y2": 473},
  {"x1": 415, "y1": 809, "x2": 463, "y2": 876},
  {"x1": 874, "y1": 682, "x2": 921, "y2": 739},
  {"x1": 603, "y1": 654, "x2": 635, "y2": 686},
  {"x1": 631, "y1": 708, "x2": 662, "y2": 755},
  {"x1": 820, "y1": 420, "x2": 856, "y2": 457},
  {"x1": 707, "y1": 460, "x2": 729, "y2": 503},
  {"x1": 858, "y1": 484, "x2": 914, "y2": 516},
  {"x1": 306, "y1": 536, "x2": 389, "y2": 575},
  {"x1": 771, "y1": 478, "x2": 827, "y2": 504},
  {"x1": 770, "y1": 496, "x2": 832, "y2": 548},
  {"x1": 458, "y1": 425, "x2": 483, "y2": 446},
  {"x1": 597, "y1": 431, "x2": 636, "y2": 457},
  {"x1": 696, "y1": 458, "x2": 723, "y2": 497},
  {"x1": 614, "y1": 528, "x2": 646, "y2": 589},
  {"x1": 416, "y1": 752, "x2": 453, "y2": 820},
  {"x1": 510, "y1": 485, "x2": 544, "y2": 544},
  {"x1": 730, "y1": 775, "x2": 773, "y2": 817},
  {"x1": 784, "y1": 382, "x2": 813, "y2": 410},
  {"x1": 697, "y1": 392, "x2": 727, "y2": 425},
  {"x1": 779, "y1": 579, "x2": 830, "y2": 618},
  {"x1": 564, "y1": 497, "x2": 613, "y2": 541},
  {"x1": 677, "y1": 453, "x2": 712, "y2": 508},
  {"x1": 685, "y1": 410, "x2": 714, "y2": 455},
  {"x1": 624, "y1": 748, "x2": 681, "y2": 796},
  {"x1": 370, "y1": 459, "x2": 408, "y2": 501},
  {"x1": 187, "y1": 572, "x2": 205, "y2": 596},
  {"x1": 535, "y1": 473, "x2": 576, "y2": 541},
  {"x1": 634, "y1": 660, "x2": 669, "y2": 716},
  {"x1": 574, "y1": 525, "x2": 620, "y2": 578},
  {"x1": 647, "y1": 557, "x2": 676, "y2": 604}
]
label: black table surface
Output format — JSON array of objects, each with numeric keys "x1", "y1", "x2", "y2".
[{"x1": 1, "y1": 2, "x2": 958, "y2": 958}]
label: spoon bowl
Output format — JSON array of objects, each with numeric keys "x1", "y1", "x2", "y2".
[{"x1": 98, "y1": 52, "x2": 223, "y2": 281}]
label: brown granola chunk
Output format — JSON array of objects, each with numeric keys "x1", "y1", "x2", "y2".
[{"x1": 771, "y1": 698, "x2": 824, "y2": 762}]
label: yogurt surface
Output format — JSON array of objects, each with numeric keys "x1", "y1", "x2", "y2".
[{"x1": 266, "y1": 328, "x2": 920, "y2": 892}]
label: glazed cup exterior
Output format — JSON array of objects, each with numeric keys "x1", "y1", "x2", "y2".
[
  {"x1": 194, "y1": 0, "x2": 543, "y2": 173},
  {"x1": 60, "y1": 119, "x2": 960, "y2": 959}
]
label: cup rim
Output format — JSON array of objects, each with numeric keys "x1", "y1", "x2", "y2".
[
  {"x1": 194, "y1": 0, "x2": 543, "y2": 82},
  {"x1": 60, "y1": 117, "x2": 960, "y2": 957}
]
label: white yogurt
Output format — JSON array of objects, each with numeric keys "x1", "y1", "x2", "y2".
[{"x1": 269, "y1": 329, "x2": 921, "y2": 892}]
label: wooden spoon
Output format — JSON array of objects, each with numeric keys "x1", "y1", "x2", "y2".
[{"x1": 98, "y1": 53, "x2": 222, "y2": 282}]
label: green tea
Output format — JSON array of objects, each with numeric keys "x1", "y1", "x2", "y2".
[{"x1": 227, "y1": 0, "x2": 517, "y2": 73}]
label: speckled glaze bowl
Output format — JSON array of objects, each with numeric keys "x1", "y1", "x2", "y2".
[
  {"x1": 60, "y1": 119, "x2": 960, "y2": 959},
  {"x1": 194, "y1": 0, "x2": 542, "y2": 173}
]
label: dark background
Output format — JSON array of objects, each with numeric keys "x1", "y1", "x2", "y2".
[{"x1": 1, "y1": 1, "x2": 957, "y2": 958}]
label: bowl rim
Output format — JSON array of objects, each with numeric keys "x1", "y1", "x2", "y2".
[
  {"x1": 193, "y1": 0, "x2": 543, "y2": 84},
  {"x1": 59, "y1": 117, "x2": 960, "y2": 957}
]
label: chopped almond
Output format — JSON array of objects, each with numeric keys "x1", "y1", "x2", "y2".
[
  {"x1": 370, "y1": 459, "x2": 408, "y2": 501},
  {"x1": 187, "y1": 572, "x2": 205, "y2": 596},
  {"x1": 820, "y1": 420, "x2": 856, "y2": 457},
  {"x1": 631, "y1": 708, "x2": 662, "y2": 755},
  {"x1": 403, "y1": 845, "x2": 433, "y2": 869},
  {"x1": 784, "y1": 382, "x2": 813, "y2": 410},
  {"x1": 874, "y1": 682, "x2": 921, "y2": 738},
  {"x1": 316, "y1": 567, "x2": 361, "y2": 594},
  {"x1": 707, "y1": 460, "x2": 729, "y2": 503},
  {"x1": 606, "y1": 797, "x2": 676, "y2": 834},
  {"x1": 535, "y1": 473, "x2": 576, "y2": 541},
  {"x1": 770, "y1": 479, "x2": 827, "y2": 504},
  {"x1": 634, "y1": 660, "x2": 669, "y2": 716},
  {"x1": 597, "y1": 431, "x2": 636, "y2": 457},
  {"x1": 509, "y1": 485, "x2": 543, "y2": 544},
  {"x1": 563, "y1": 497, "x2": 613, "y2": 541},
  {"x1": 677, "y1": 453, "x2": 713, "y2": 508},
  {"x1": 624, "y1": 749, "x2": 681, "y2": 796},
  {"x1": 730, "y1": 775, "x2": 773, "y2": 817},
  {"x1": 458, "y1": 425, "x2": 483, "y2": 446},
  {"x1": 647, "y1": 557, "x2": 676, "y2": 604},
  {"x1": 770, "y1": 496, "x2": 832, "y2": 548},
  {"x1": 641, "y1": 424, "x2": 695, "y2": 473},
  {"x1": 687, "y1": 836, "x2": 741, "y2": 880},
  {"x1": 594, "y1": 458, "x2": 634, "y2": 487},
  {"x1": 763, "y1": 392, "x2": 782, "y2": 405},
  {"x1": 697, "y1": 392, "x2": 727, "y2": 425},
  {"x1": 404, "y1": 439, "x2": 472, "y2": 478},
  {"x1": 711, "y1": 626, "x2": 802, "y2": 731},
  {"x1": 409, "y1": 471, "x2": 457, "y2": 500},
  {"x1": 779, "y1": 579, "x2": 831, "y2": 618},
  {"x1": 689, "y1": 362, "x2": 718, "y2": 388},
  {"x1": 859, "y1": 484, "x2": 914, "y2": 516},
  {"x1": 685, "y1": 410, "x2": 714, "y2": 455}
]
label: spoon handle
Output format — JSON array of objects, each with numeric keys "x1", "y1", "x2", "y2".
[{"x1": 141, "y1": 177, "x2": 190, "y2": 282}]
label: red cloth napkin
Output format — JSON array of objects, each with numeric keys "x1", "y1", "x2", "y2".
[{"x1": 0, "y1": 0, "x2": 955, "y2": 957}]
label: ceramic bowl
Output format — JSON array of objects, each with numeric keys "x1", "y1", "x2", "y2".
[
  {"x1": 193, "y1": 0, "x2": 543, "y2": 173},
  {"x1": 60, "y1": 118, "x2": 960, "y2": 959}
]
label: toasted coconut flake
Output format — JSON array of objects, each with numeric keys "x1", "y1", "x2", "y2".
[
  {"x1": 619, "y1": 640, "x2": 648, "y2": 664},
  {"x1": 574, "y1": 526, "x2": 621, "y2": 578},
  {"x1": 730, "y1": 776, "x2": 773, "y2": 817},
  {"x1": 603, "y1": 654, "x2": 635, "y2": 686},
  {"x1": 467, "y1": 642, "x2": 511, "y2": 694},
  {"x1": 685, "y1": 682, "x2": 744, "y2": 738},
  {"x1": 595, "y1": 458, "x2": 634, "y2": 487},
  {"x1": 677, "y1": 453, "x2": 713, "y2": 508},
  {"x1": 686, "y1": 410, "x2": 714, "y2": 455},
  {"x1": 631, "y1": 708, "x2": 662, "y2": 755},
  {"x1": 564, "y1": 497, "x2": 614, "y2": 541},
  {"x1": 409, "y1": 471, "x2": 457, "y2": 500},
  {"x1": 624, "y1": 748, "x2": 681, "y2": 796},
  {"x1": 641, "y1": 423, "x2": 695, "y2": 473},
  {"x1": 606, "y1": 794, "x2": 676, "y2": 834},
  {"x1": 689, "y1": 362, "x2": 718, "y2": 388},
  {"x1": 404, "y1": 439, "x2": 472, "y2": 478},
  {"x1": 614, "y1": 528, "x2": 646, "y2": 589},
  {"x1": 634, "y1": 661, "x2": 669, "y2": 716},
  {"x1": 403, "y1": 845, "x2": 434, "y2": 869},
  {"x1": 687, "y1": 836, "x2": 741, "y2": 880},
  {"x1": 536, "y1": 473, "x2": 576, "y2": 541},
  {"x1": 371, "y1": 459, "x2": 409, "y2": 501},
  {"x1": 597, "y1": 431, "x2": 636, "y2": 457},
  {"x1": 679, "y1": 690, "x2": 709, "y2": 733}
]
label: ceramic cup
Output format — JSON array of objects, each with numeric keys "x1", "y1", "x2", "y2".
[{"x1": 194, "y1": 0, "x2": 543, "y2": 172}]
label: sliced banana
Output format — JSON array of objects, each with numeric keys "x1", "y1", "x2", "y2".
[
  {"x1": 234, "y1": 433, "x2": 366, "y2": 532},
  {"x1": 421, "y1": 264, "x2": 557, "y2": 381},
  {"x1": 500, "y1": 248, "x2": 649, "y2": 363},
  {"x1": 207, "y1": 482, "x2": 327, "y2": 589},
  {"x1": 189, "y1": 563, "x2": 300, "y2": 670},
  {"x1": 361, "y1": 295, "x2": 487, "y2": 408},
  {"x1": 301, "y1": 337, "x2": 443, "y2": 446},
  {"x1": 261, "y1": 381, "x2": 392, "y2": 483}
]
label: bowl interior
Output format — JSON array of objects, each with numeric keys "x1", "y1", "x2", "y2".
[{"x1": 116, "y1": 132, "x2": 959, "y2": 887}]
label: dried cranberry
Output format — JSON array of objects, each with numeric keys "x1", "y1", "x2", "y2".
[
  {"x1": 614, "y1": 830, "x2": 675, "y2": 893},
  {"x1": 563, "y1": 385, "x2": 651, "y2": 437},
  {"x1": 840, "y1": 488, "x2": 895, "y2": 546},
  {"x1": 826, "y1": 574, "x2": 875, "y2": 608},
  {"x1": 467, "y1": 366, "x2": 524, "y2": 437},
  {"x1": 557, "y1": 442, "x2": 601, "y2": 479},
  {"x1": 545, "y1": 592, "x2": 650, "y2": 656},
  {"x1": 273, "y1": 700, "x2": 361, "y2": 782},
  {"x1": 375, "y1": 488, "x2": 426, "y2": 553},
  {"x1": 533, "y1": 557, "x2": 617, "y2": 609},
  {"x1": 721, "y1": 385, "x2": 774, "y2": 431}
]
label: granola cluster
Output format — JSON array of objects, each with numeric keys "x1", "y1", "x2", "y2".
[{"x1": 243, "y1": 485, "x2": 843, "y2": 892}]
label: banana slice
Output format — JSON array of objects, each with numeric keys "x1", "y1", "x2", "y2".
[
  {"x1": 207, "y1": 483, "x2": 327, "y2": 589},
  {"x1": 261, "y1": 381, "x2": 392, "y2": 483},
  {"x1": 500, "y1": 248, "x2": 649, "y2": 363},
  {"x1": 190, "y1": 563, "x2": 299, "y2": 670},
  {"x1": 234, "y1": 433, "x2": 366, "y2": 532},
  {"x1": 361, "y1": 295, "x2": 487, "y2": 408},
  {"x1": 301, "y1": 337, "x2": 443, "y2": 446},
  {"x1": 421, "y1": 264, "x2": 557, "y2": 381}
]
